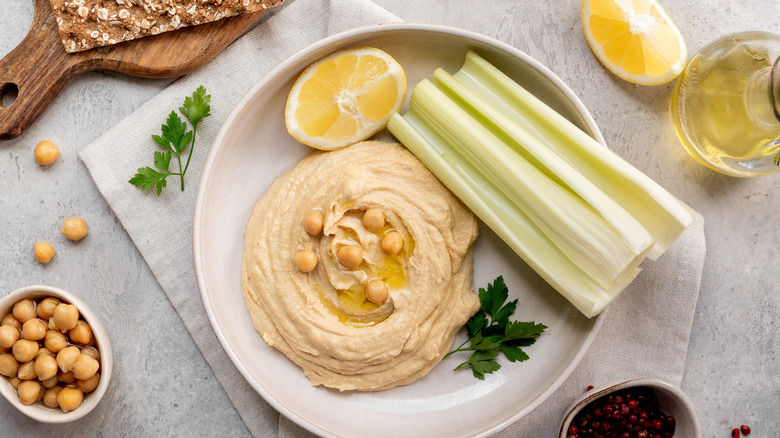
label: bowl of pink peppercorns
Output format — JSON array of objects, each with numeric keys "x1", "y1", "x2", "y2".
[{"x1": 559, "y1": 378, "x2": 701, "y2": 438}]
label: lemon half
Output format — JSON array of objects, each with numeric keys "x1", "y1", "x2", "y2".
[
  {"x1": 285, "y1": 47, "x2": 407, "y2": 150},
  {"x1": 581, "y1": 0, "x2": 687, "y2": 85}
]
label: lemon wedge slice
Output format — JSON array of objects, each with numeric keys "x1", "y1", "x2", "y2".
[
  {"x1": 581, "y1": 0, "x2": 687, "y2": 85},
  {"x1": 285, "y1": 47, "x2": 407, "y2": 150}
]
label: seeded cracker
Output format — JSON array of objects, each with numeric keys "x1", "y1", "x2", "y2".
[{"x1": 49, "y1": 0, "x2": 284, "y2": 53}]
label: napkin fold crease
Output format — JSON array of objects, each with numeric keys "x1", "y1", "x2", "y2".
[{"x1": 79, "y1": 0, "x2": 706, "y2": 436}]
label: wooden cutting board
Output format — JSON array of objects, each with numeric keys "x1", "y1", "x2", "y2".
[{"x1": 0, "y1": 0, "x2": 269, "y2": 140}]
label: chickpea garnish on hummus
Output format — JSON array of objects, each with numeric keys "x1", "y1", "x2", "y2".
[{"x1": 241, "y1": 141, "x2": 480, "y2": 391}]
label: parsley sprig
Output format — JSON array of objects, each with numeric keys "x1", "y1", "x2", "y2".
[
  {"x1": 129, "y1": 86, "x2": 211, "y2": 196},
  {"x1": 444, "y1": 276, "x2": 547, "y2": 379}
]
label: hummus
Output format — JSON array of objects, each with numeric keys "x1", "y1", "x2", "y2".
[{"x1": 241, "y1": 141, "x2": 480, "y2": 391}]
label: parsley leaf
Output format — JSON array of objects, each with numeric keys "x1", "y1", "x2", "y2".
[
  {"x1": 444, "y1": 276, "x2": 547, "y2": 380},
  {"x1": 130, "y1": 86, "x2": 211, "y2": 196}
]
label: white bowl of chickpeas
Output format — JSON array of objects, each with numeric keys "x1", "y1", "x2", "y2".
[{"x1": 0, "y1": 285, "x2": 112, "y2": 423}]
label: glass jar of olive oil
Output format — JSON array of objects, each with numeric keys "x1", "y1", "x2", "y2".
[{"x1": 672, "y1": 31, "x2": 780, "y2": 177}]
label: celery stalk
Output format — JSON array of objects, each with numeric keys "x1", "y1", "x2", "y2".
[
  {"x1": 453, "y1": 51, "x2": 692, "y2": 258},
  {"x1": 409, "y1": 80, "x2": 640, "y2": 289},
  {"x1": 431, "y1": 67, "x2": 654, "y2": 261},
  {"x1": 388, "y1": 112, "x2": 623, "y2": 317}
]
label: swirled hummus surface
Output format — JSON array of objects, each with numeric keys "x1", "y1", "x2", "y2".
[{"x1": 241, "y1": 141, "x2": 480, "y2": 391}]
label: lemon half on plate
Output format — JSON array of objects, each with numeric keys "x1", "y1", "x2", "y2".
[
  {"x1": 285, "y1": 47, "x2": 407, "y2": 150},
  {"x1": 582, "y1": 0, "x2": 687, "y2": 85}
]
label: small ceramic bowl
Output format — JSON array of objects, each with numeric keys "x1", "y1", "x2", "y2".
[
  {"x1": 0, "y1": 285, "x2": 113, "y2": 423},
  {"x1": 559, "y1": 378, "x2": 701, "y2": 438}
]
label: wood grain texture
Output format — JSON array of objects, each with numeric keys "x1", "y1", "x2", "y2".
[{"x1": 0, "y1": 0, "x2": 267, "y2": 140}]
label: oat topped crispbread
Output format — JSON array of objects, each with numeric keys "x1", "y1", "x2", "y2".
[{"x1": 50, "y1": 0, "x2": 284, "y2": 53}]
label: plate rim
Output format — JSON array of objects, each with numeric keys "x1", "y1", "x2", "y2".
[{"x1": 193, "y1": 21, "x2": 607, "y2": 438}]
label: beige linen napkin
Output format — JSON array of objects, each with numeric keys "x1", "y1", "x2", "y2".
[{"x1": 79, "y1": 0, "x2": 706, "y2": 436}]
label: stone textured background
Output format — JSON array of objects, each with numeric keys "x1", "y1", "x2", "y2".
[{"x1": 1, "y1": 0, "x2": 778, "y2": 436}]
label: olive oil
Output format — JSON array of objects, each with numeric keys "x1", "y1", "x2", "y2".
[{"x1": 673, "y1": 32, "x2": 780, "y2": 177}]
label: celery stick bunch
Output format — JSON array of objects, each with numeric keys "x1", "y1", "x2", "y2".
[{"x1": 387, "y1": 51, "x2": 692, "y2": 318}]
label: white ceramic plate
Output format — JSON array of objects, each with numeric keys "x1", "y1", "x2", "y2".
[{"x1": 194, "y1": 23, "x2": 606, "y2": 438}]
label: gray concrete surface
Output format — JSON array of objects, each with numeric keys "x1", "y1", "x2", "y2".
[{"x1": 1, "y1": 0, "x2": 778, "y2": 437}]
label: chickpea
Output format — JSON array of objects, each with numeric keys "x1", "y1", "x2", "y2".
[
  {"x1": 302, "y1": 210, "x2": 324, "y2": 236},
  {"x1": 294, "y1": 250, "x2": 318, "y2": 273},
  {"x1": 58, "y1": 370, "x2": 75, "y2": 384},
  {"x1": 12, "y1": 339, "x2": 39, "y2": 363},
  {"x1": 8, "y1": 376, "x2": 21, "y2": 390},
  {"x1": 34, "y1": 354, "x2": 58, "y2": 381},
  {"x1": 1, "y1": 314, "x2": 21, "y2": 330},
  {"x1": 12, "y1": 299, "x2": 36, "y2": 323},
  {"x1": 18, "y1": 380, "x2": 42, "y2": 406},
  {"x1": 17, "y1": 361, "x2": 37, "y2": 380},
  {"x1": 33, "y1": 241, "x2": 56, "y2": 264},
  {"x1": 381, "y1": 231, "x2": 404, "y2": 255},
  {"x1": 362, "y1": 208, "x2": 385, "y2": 231},
  {"x1": 60, "y1": 217, "x2": 88, "y2": 241},
  {"x1": 71, "y1": 354, "x2": 99, "y2": 381},
  {"x1": 43, "y1": 386, "x2": 63, "y2": 408},
  {"x1": 81, "y1": 346, "x2": 100, "y2": 361},
  {"x1": 56, "y1": 346, "x2": 80, "y2": 372},
  {"x1": 77, "y1": 373, "x2": 100, "y2": 393},
  {"x1": 41, "y1": 376, "x2": 59, "y2": 389},
  {"x1": 47, "y1": 317, "x2": 61, "y2": 331},
  {"x1": 69, "y1": 320, "x2": 93, "y2": 345},
  {"x1": 337, "y1": 245, "x2": 363, "y2": 268},
  {"x1": 57, "y1": 386, "x2": 83, "y2": 413},
  {"x1": 365, "y1": 279, "x2": 389, "y2": 305},
  {"x1": 0, "y1": 324, "x2": 21, "y2": 349},
  {"x1": 37, "y1": 297, "x2": 60, "y2": 320},
  {"x1": 53, "y1": 303, "x2": 79, "y2": 331},
  {"x1": 0, "y1": 353, "x2": 19, "y2": 377},
  {"x1": 34, "y1": 140, "x2": 60, "y2": 166},
  {"x1": 21, "y1": 318, "x2": 47, "y2": 341},
  {"x1": 44, "y1": 330, "x2": 68, "y2": 353},
  {"x1": 36, "y1": 347, "x2": 53, "y2": 358}
]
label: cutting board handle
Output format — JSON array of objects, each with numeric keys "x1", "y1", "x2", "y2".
[{"x1": 0, "y1": 0, "x2": 87, "y2": 140}]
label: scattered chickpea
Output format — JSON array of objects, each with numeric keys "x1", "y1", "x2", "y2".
[
  {"x1": 53, "y1": 303, "x2": 79, "y2": 331},
  {"x1": 21, "y1": 318, "x2": 47, "y2": 341},
  {"x1": 0, "y1": 353, "x2": 19, "y2": 377},
  {"x1": 12, "y1": 299, "x2": 36, "y2": 324},
  {"x1": 56, "y1": 346, "x2": 80, "y2": 373},
  {"x1": 43, "y1": 386, "x2": 63, "y2": 408},
  {"x1": 37, "y1": 297, "x2": 60, "y2": 320},
  {"x1": 56, "y1": 386, "x2": 83, "y2": 413},
  {"x1": 77, "y1": 373, "x2": 100, "y2": 393},
  {"x1": 337, "y1": 245, "x2": 363, "y2": 268},
  {"x1": 33, "y1": 242, "x2": 56, "y2": 264},
  {"x1": 365, "y1": 279, "x2": 389, "y2": 305},
  {"x1": 34, "y1": 354, "x2": 58, "y2": 381},
  {"x1": 0, "y1": 325, "x2": 21, "y2": 349},
  {"x1": 294, "y1": 250, "x2": 318, "y2": 273},
  {"x1": 12, "y1": 339, "x2": 39, "y2": 363},
  {"x1": 60, "y1": 217, "x2": 88, "y2": 241},
  {"x1": 362, "y1": 208, "x2": 385, "y2": 231},
  {"x1": 71, "y1": 354, "x2": 99, "y2": 381},
  {"x1": 33, "y1": 140, "x2": 60, "y2": 166},
  {"x1": 18, "y1": 380, "x2": 42, "y2": 406},
  {"x1": 381, "y1": 231, "x2": 404, "y2": 255},
  {"x1": 302, "y1": 210, "x2": 324, "y2": 236}
]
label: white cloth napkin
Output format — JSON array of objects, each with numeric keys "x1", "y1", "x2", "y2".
[{"x1": 79, "y1": 0, "x2": 706, "y2": 436}]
